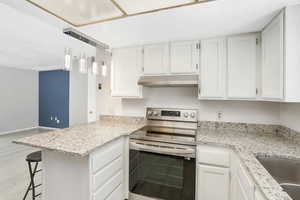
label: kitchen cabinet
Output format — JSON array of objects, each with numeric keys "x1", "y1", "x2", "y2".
[
  {"x1": 197, "y1": 164, "x2": 230, "y2": 200},
  {"x1": 227, "y1": 34, "x2": 258, "y2": 99},
  {"x1": 255, "y1": 189, "x2": 267, "y2": 200},
  {"x1": 143, "y1": 43, "x2": 169, "y2": 75},
  {"x1": 231, "y1": 153, "x2": 255, "y2": 200},
  {"x1": 199, "y1": 38, "x2": 226, "y2": 99},
  {"x1": 90, "y1": 137, "x2": 128, "y2": 200},
  {"x1": 111, "y1": 46, "x2": 143, "y2": 98},
  {"x1": 170, "y1": 40, "x2": 199, "y2": 74},
  {"x1": 197, "y1": 145, "x2": 230, "y2": 200},
  {"x1": 261, "y1": 6, "x2": 300, "y2": 102},
  {"x1": 261, "y1": 11, "x2": 284, "y2": 100},
  {"x1": 42, "y1": 136, "x2": 129, "y2": 200}
]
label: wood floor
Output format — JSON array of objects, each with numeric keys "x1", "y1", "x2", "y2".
[{"x1": 0, "y1": 128, "x2": 50, "y2": 200}]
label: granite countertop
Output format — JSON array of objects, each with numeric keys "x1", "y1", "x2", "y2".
[
  {"x1": 197, "y1": 128, "x2": 300, "y2": 200},
  {"x1": 15, "y1": 116, "x2": 300, "y2": 200},
  {"x1": 14, "y1": 116, "x2": 146, "y2": 157}
]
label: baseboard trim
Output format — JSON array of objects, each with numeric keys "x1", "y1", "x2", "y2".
[
  {"x1": 38, "y1": 126, "x2": 59, "y2": 130},
  {"x1": 0, "y1": 126, "x2": 38, "y2": 136}
]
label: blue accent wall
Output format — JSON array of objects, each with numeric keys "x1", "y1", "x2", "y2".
[{"x1": 39, "y1": 70, "x2": 69, "y2": 128}]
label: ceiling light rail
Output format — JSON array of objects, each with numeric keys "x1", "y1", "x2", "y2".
[{"x1": 63, "y1": 28, "x2": 109, "y2": 49}]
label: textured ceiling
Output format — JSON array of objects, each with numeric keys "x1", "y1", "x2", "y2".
[{"x1": 0, "y1": 0, "x2": 300, "y2": 70}]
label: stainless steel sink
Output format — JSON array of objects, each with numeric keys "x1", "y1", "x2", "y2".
[{"x1": 256, "y1": 156, "x2": 300, "y2": 200}]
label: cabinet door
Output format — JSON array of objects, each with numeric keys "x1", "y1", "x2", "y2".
[
  {"x1": 197, "y1": 165, "x2": 229, "y2": 200},
  {"x1": 170, "y1": 40, "x2": 199, "y2": 74},
  {"x1": 233, "y1": 174, "x2": 250, "y2": 200},
  {"x1": 255, "y1": 190, "x2": 267, "y2": 200},
  {"x1": 199, "y1": 38, "x2": 226, "y2": 99},
  {"x1": 143, "y1": 43, "x2": 169, "y2": 75},
  {"x1": 261, "y1": 12, "x2": 284, "y2": 100},
  {"x1": 111, "y1": 47, "x2": 143, "y2": 98},
  {"x1": 227, "y1": 35, "x2": 257, "y2": 99}
]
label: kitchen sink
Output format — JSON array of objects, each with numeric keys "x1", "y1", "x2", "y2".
[{"x1": 256, "y1": 156, "x2": 300, "y2": 200}]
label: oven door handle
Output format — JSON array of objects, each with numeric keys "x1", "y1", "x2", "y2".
[{"x1": 130, "y1": 141, "x2": 195, "y2": 157}]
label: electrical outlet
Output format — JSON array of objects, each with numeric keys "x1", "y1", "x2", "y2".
[{"x1": 217, "y1": 111, "x2": 223, "y2": 121}]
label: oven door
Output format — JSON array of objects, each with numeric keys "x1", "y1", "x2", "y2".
[{"x1": 129, "y1": 140, "x2": 196, "y2": 200}]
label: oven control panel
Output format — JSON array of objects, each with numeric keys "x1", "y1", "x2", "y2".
[{"x1": 146, "y1": 108, "x2": 198, "y2": 122}]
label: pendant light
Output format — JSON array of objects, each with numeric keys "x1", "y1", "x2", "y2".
[
  {"x1": 64, "y1": 48, "x2": 72, "y2": 71},
  {"x1": 91, "y1": 57, "x2": 99, "y2": 75},
  {"x1": 79, "y1": 52, "x2": 87, "y2": 74},
  {"x1": 102, "y1": 61, "x2": 107, "y2": 77}
]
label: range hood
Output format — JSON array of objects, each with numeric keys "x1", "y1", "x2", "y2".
[{"x1": 138, "y1": 75, "x2": 198, "y2": 87}]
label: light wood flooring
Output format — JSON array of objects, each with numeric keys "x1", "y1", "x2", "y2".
[{"x1": 0, "y1": 128, "x2": 49, "y2": 200}]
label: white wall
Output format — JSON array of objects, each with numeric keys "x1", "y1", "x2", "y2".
[
  {"x1": 0, "y1": 67, "x2": 38, "y2": 134},
  {"x1": 280, "y1": 103, "x2": 300, "y2": 132},
  {"x1": 69, "y1": 63, "x2": 88, "y2": 126},
  {"x1": 96, "y1": 49, "x2": 280, "y2": 125}
]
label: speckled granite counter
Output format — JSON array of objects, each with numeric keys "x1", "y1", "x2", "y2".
[
  {"x1": 197, "y1": 126, "x2": 300, "y2": 200},
  {"x1": 14, "y1": 116, "x2": 145, "y2": 156},
  {"x1": 14, "y1": 116, "x2": 300, "y2": 200}
]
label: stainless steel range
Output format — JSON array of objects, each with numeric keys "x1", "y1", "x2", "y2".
[{"x1": 129, "y1": 108, "x2": 198, "y2": 200}]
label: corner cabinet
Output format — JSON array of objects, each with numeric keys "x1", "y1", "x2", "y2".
[
  {"x1": 170, "y1": 40, "x2": 200, "y2": 74},
  {"x1": 227, "y1": 34, "x2": 258, "y2": 99},
  {"x1": 111, "y1": 47, "x2": 143, "y2": 98},
  {"x1": 261, "y1": 6, "x2": 300, "y2": 102},
  {"x1": 142, "y1": 43, "x2": 169, "y2": 75},
  {"x1": 261, "y1": 11, "x2": 284, "y2": 100},
  {"x1": 199, "y1": 38, "x2": 226, "y2": 99}
]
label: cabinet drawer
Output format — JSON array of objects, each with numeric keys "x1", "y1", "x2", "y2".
[
  {"x1": 91, "y1": 138, "x2": 123, "y2": 173},
  {"x1": 93, "y1": 170, "x2": 123, "y2": 200},
  {"x1": 105, "y1": 184, "x2": 123, "y2": 200},
  {"x1": 92, "y1": 156, "x2": 123, "y2": 191},
  {"x1": 197, "y1": 145, "x2": 230, "y2": 167},
  {"x1": 237, "y1": 164, "x2": 255, "y2": 200}
]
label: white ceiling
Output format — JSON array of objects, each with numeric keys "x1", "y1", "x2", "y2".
[
  {"x1": 1, "y1": 0, "x2": 300, "y2": 70},
  {"x1": 0, "y1": 1, "x2": 95, "y2": 71},
  {"x1": 79, "y1": 0, "x2": 300, "y2": 48}
]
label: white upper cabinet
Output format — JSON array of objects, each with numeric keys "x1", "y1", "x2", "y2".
[
  {"x1": 111, "y1": 46, "x2": 143, "y2": 98},
  {"x1": 142, "y1": 43, "x2": 169, "y2": 75},
  {"x1": 261, "y1": 6, "x2": 300, "y2": 102},
  {"x1": 170, "y1": 40, "x2": 199, "y2": 74},
  {"x1": 199, "y1": 38, "x2": 226, "y2": 99},
  {"x1": 261, "y1": 12, "x2": 284, "y2": 100},
  {"x1": 227, "y1": 34, "x2": 258, "y2": 99}
]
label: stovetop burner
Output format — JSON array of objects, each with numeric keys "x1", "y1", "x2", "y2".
[{"x1": 131, "y1": 108, "x2": 198, "y2": 145}]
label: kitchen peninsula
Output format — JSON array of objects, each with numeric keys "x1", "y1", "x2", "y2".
[{"x1": 14, "y1": 116, "x2": 146, "y2": 200}]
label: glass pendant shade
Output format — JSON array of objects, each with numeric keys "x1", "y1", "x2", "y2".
[
  {"x1": 64, "y1": 48, "x2": 72, "y2": 71},
  {"x1": 79, "y1": 53, "x2": 87, "y2": 74},
  {"x1": 102, "y1": 61, "x2": 107, "y2": 77},
  {"x1": 92, "y1": 60, "x2": 99, "y2": 75}
]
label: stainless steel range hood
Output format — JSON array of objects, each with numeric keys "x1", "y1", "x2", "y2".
[{"x1": 138, "y1": 75, "x2": 198, "y2": 87}]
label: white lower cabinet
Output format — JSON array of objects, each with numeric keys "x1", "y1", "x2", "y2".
[
  {"x1": 197, "y1": 145, "x2": 264, "y2": 200},
  {"x1": 90, "y1": 137, "x2": 128, "y2": 200},
  {"x1": 255, "y1": 189, "x2": 267, "y2": 200},
  {"x1": 197, "y1": 164, "x2": 229, "y2": 200}
]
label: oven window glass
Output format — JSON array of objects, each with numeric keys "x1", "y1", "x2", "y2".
[{"x1": 129, "y1": 150, "x2": 195, "y2": 200}]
